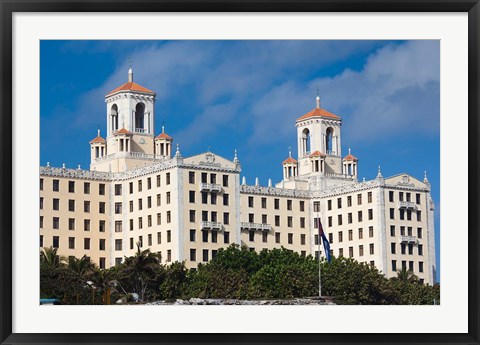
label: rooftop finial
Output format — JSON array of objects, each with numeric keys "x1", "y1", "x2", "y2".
[
  {"x1": 423, "y1": 170, "x2": 429, "y2": 184},
  {"x1": 348, "y1": 146, "x2": 351, "y2": 155},
  {"x1": 162, "y1": 122, "x2": 165, "y2": 133},
  {"x1": 288, "y1": 146, "x2": 292, "y2": 158},
  {"x1": 97, "y1": 129, "x2": 100, "y2": 137},
  {"x1": 316, "y1": 86, "x2": 320, "y2": 109},
  {"x1": 175, "y1": 143, "x2": 182, "y2": 158},
  {"x1": 377, "y1": 165, "x2": 383, "y2": 179},
  {"x1": 128, "y1": 58, "x2": 134, "y2": 82}
]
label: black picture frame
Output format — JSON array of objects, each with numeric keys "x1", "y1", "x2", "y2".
[{"x1": 1, "y1": 1, "x2": 478, "y2": 345}]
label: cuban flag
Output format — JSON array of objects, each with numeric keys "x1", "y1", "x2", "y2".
[{"x1": 318, "y1": 218, "x2": 331, "y2": 263}]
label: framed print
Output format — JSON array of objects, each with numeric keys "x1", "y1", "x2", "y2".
[{"x1": 1, "y1": 1, "x2": 479, "y2": 345}]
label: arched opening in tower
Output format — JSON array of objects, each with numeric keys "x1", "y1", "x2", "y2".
[{"x1": 135, "y1": 103, "x2": 145, "y2": 132}]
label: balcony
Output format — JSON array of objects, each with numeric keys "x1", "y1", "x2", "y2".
[
  {"x1": 199, "y1": 182, "x2": 222, "y2": 193},
  {"x1": 241, "y1": 222, "x2": 272, "y2": 232},
  {"x1": 399, "y1": 235, "x2": 418, "y2": 244},
  {"x1": 398, "y1": 201, "x2": 417, "y2": 210},
  {"x1": 200, "y1": 221, "x2": 223, "y2": 231}
]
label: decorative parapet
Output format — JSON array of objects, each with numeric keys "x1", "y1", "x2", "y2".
[
  {"x1": 310, "y1": 179, "x2": 380, "y2": 199},
  {"x1": 398, "y1": 201, "x2": 417, "y2": 210},
  {"x1": 399, "y1": 235, "x2": 418, "y2": 244},
  {"x1": 93, "y1": 152, "x2": 167, "y2": 164},
  {"x1": 40, "y1": 166, "x2": 112, "y2": 181},
  {"x1": 200, "y1": 221, "x2": 223, "y2": 231},
  {"x1": 199, "y1": 183, "x2": 222, "y2": 193},
  {"x1": 240, "y1": 185, "x2": 310, "y2": 199}
]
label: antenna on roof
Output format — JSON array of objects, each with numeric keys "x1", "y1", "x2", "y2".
[
  {"x1": 128, "y1": 58, "x2": 134, "y2": 82},
  {"x1": 316, "y1": 85, "x2": 320, "y2": 109},
  {"x1": 162, "y1": 120, "x2": 165, "y2": 133},
  {"x1": 288, "y1": 145, "x2": 292, "y2": 158}
]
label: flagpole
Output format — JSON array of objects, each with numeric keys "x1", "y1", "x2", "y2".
[{"x1": 318, "y1": 213, "x2": 322, "y2": 298}]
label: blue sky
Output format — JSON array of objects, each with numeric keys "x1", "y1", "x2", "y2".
[{"x1": 40, "y1": 40, "x2": 440, "y2": 281}]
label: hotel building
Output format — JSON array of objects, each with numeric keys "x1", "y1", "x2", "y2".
[{"x1": 39, "y1": 68, "x2": 437, "y2": 284}]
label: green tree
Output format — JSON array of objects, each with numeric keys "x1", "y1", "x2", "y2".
[
  {"x1": 67, "y1": 255, "x2": 95, "y2": 277},
  {"x1": 391, "y1": 267, "x2": 419, "y2": 284},
  {"x1": 40, "y1": 246, "x2": 66, "y2": 268}
]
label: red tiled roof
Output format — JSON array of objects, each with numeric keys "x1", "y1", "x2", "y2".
[
  {"x1": 309, "y1": 150, "x2": 326, "y2": 158},
  {"x1": 343, "y1": 154, "x2": 358, "y2": 161},
  {"x1": 155, "y1": 132, "x2": 173, "y2": 140},
  {"x1": 283, "y1": 157, "x2": 297, "y2": 164},
  {"x1": 115, "y1": 128, "x2": 132, "y2": 135},
  {"x1": 89, "y1": 136, "x2": 106, "y2": 144},
  {"x1": 296, "y1": 107, "x2": 341, "y2": 122},
  {"x1": 106, "y1": 82, "x2": 155, "y2": 97}
]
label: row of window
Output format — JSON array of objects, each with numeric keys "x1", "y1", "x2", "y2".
[
  {"x1": 190, "y1": 230, "x2": 230, "y2": 244},
  {"x1": 389, "y1": 208, "x2": 422, "y2": 221},
  {"x1": 192, "y1": 192, "x2": 229, "y2": 205},
  {"x1": 390, "y1": 225, "x2": 423, "y2": 238},
  {"x1": 391, "y1": 243, "x2": 424, "y2": 256},
  {"x1": 325, "y1": 192, "x2": 374, "y2": 211},
  {"x1": 41, "y1": 179, "x2": 105, "y2": 195},
  {"x1": 42, "y1": 235, "x2": 106, "y2": 251},
  {"x1": 188, "y1": 171, "x2": 229, "y2": 187},
  {"x1": 314, "y1": 226, "x2": 375, "y2": 245},
  {"x1": 244, "y1": 231, "x2": 306, "y2": 245},
  {"x1": 392, "y1": 259, "x2": 424, "y2": 274},
  {"x1": 41, "y1": 217, "x2": 106, "y2": 232},
  {"x1": 325, "y1": 209, "x2": 374, "y2": 227},
  {"x1": 388, "y1": 191, "x2": 422, "y2": 204},
  {"x1": 248, "y1": 197, "x2": 305, "y2": 211},
  {"x1": 248, "y1": 214, "x2": 305, "y2": 228},
  {"x1": 334, "y1": 243, "x2": 375, "y2": 257},
  {"x1": 41, "y1": 198, "x2": 107, "y2": 213}
]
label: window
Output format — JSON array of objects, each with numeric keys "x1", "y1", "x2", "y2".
[
  {"x1": 190, "y1": 229, "x2": 196, "y2": 242},
  {"x1": 84, "y1": 182, "x2": 90, "y2": 194},
  {"x1": 402, "y1": 260, "x2": 407, "y2": 270},
  {"x1": 147, "y1": 196, "x2": 152, "y2": 209},
  {"x1": 348, "y1": 230, "x2": 353, "y2": 241},
  {"x1": 300, "y1": 217, "x2": 305, "y2": 228},
  {"x1": 210, "y1": 174, "x2": 216, "y2": 184},
  {"x1": 391, "y1": 243, "x2": 396, "y2": 254},
  {"x1": 167, "y1": 250, "x2": 172, "y2": 262},
  {"x1": 418, "y1": 244, "x2": 423, "y2": 256},
  {"x1": 370, "y1": 261, "x2": 375, "y2": 268},
  {"x1": 129, "y1": 200, "x2": 134, "y2": 212},
  {"x1": 211, "y1": 231, "x2": 218, "y2": 243},
  {"x1": 157, "y1": 232, "x2": 162, "y2": 244},
  {"x1": 337, "y1": 198, "x2": 342, "y2": 209},
  {"x1": 138, "y1": 236, "x2": 143, "y2": 247},
  {"x1": 129, "y1": 219, "x2": 134, "y2": 231},
  {"x1": 189, "y1": 191, "x2": 195, "y2": 203},
  {"x1": 369, "y1": 226, "x2": 374, "y2": 237},
  {"x1": 357, "y1": 194, "x2": 362, "y2": 205},
  {"x1": 223, "y1": 174, "x2": 229, "y2": 187},
  {"x1": 419, "y1": 261, "x2": 424, "y2": 273},
  {"x1": 166, "y1": 211, "x2": 171, "y2": 223},
  {"x1": 390, "y1": 208, "x2": 395, "y2": 219},
  {"x1": 190, "y1": 249, "x2": 196, "y2": 261},
  {"x1": 115, "y1": 221, "x2": 122, "y2": 232},
  {"x1": 189, "y1": 210, "x2": 195, "y2": 223},
  {"x1": 189, "y1": 171, "x2": 195, "y2": 184},
  {"x1": 417, "y1": 227, "x2": 423, "y2": 239},
  {"x1": 130, "y1": 238, "x2": 134, "y2": 250},
  {"x1": 166, "y1": 172, "x2": 171, "y2": 185},
  {"x1": 408, "y1": 226, "x2": 413, "y2": 236},
  {"x1": 369, "y1": 243, "x2": 374, "y2": 255},
  {"x1": 202, "y1": 231, "x2": 208, "y2": 242},
  {"x1": 99, "y1": 258, "x2": 106, "y2": 269},
  {"x1": 391, "y1": 260, "x2": 397, "y2": 272},
  {"x1": 367, "y1": 192, "x2": 372, "y2": 203},
  {"x1": 99, "y1": 220, "x2": 105, "y2": 232},
  {"x1": 249, "y1": 231, "x2": 255, "y2": 242},
  {"x1": 53, "y1": 179, "x2": 59, "y2": 192},
  {"x1": 328, "y1": 233, "x2": 333, "y2": 244},
  {"x1": 314, "y1": 234, "x2": 319, "y2": 245},
  {"x1": 223, "y1": 194, "x2": 229, "y2": 206},
  {"x1": 327, "y1": 200, "x2": 332, "y2": 210},
  {"x1": 399, "y1": 209, "x2": 405, "y2": 220},
  {"x1": 368, "y1": 209, "x2": 373, "y2": 220},
  {"x1": 400, "y1": 226, "x2": 405, "y2": 236},
  {"x1": 359, "y1": 245, "x2": 364, "y2": 256},
  {"x1": 157, "y1": 213, "x2": 162, "y2": 225},
  {"x1": 349, "y1": 247, "x2": 354, "y2": 258},
  {"x1": 68, "y1": 237, "x2": 75, "y2": 249},
  {"x1": 338, "y1": 231, "x2": 343, "y2": 242},
  {"x1": 337, "y1": 215, "x2": 342, "y2": 226},
  {"x1": 157, "y1": 194, "x2": 161, "y2": 206},
  {"x1": 416, "y1": 193, "x2": 421, "y2": 204},
  {"x1": 389, "y1": 191, "x2": 394, "y2": 202},
  {"x1": 328, "y1": 216, "x2": 332, "y2": 227},
  {"x1": 287, "y1": 200, "x2": 292, "y2": 210},
  {"x1": 348, "y1": 213, "x2": 352, "y2": 224},
  {"x1": 167, "y1": 230, "x2": 171, "y2": 243},
  {"x1": 300, "y1": 201, "x2": 305, "y2": 212},
  {"x1": 115, "y1": 202, "x2": 122, "y2": 214},
  {"x1": 52, "y1": 236, "x2": 59, "y2": 248},
  {"x1": 288, "y1": 233, "x2": 293, "y2": 244},
  {"x1": 84, "y1": 238, "x2": 90, "y2": 250},
  {"x1": 157, "y1": 175, "x2": 161, "y2": 187},
  {"x1": 68, "y1": 199, "x2": 74, "y2": 211},
  {"x1": 390, "y1": 225, "x2": 395, "y2": 237},
  {"x1": 166, "y1": 192, "x2": 171, "y2": 204},
  {"x1": 114, "y1": 184, "x2": 122, "y2": 195},
  {"x1": 84, "y1": 219, "x2": 90, "y2": 231},
  {"x1": 224, "y1": 212, "x2": 230, "y2": 225},
  {"x1": 274, "y1": 215, "x2": 280, "y2": 226},
  {"x1": 417, "y1": 211, "x2": 422, "y2": 221},
  {"x1": 301, "y1": 234, "x2": 306, "y2": 245},
  {"x1": 358, "y1": 211, "x2": 363, "y2": 222},
  {"x1": 148, "y1": 215, "x2": 152, "y2": 227},
  {"x1": 274, "y1": 199, "x2": 280, "y2": 210},
  {"x1": 224, "y1": 232, "x2": 230, "y2": 244},
  {"x1": 399, "y1": 192, "x2": 404, "y2": 201},
  {"x1": 138, "y1": 180, "x2": 142, "y2": 192},
  {"x1": 99, "y1": 239, "x2": 105, "y2": 251},
  {"x1": 275, "y1": 232, "x2": 281, "y2": 243},
  {"x1": 129, "y1": 182, "x2": 134, "y2": 194},
  {"x1": 287, "y1": 216, "x2": 293, "y2": 227},
  {"x1": 53, "y1": 198, "x2": 60, "y2": 211},
  {"x1": 202, "y1": 249, "x2": 208, "y2": 262},
  {"x1": 409, "y1": 261, "x2": 414, "y2": 271},
  {"x1": 358, "y1": 228, "x2": 363, "y2": 239},
  {"x1": 407, "y1": 210, "x2": 412, "y2": 221},
  {"x1": 68, "y1": 181, "x2": 75, "y2": 193},
  {"x1": 115, "y1": 258, "x2": 122, "y2": 266},
  {"x1": 261, "y1": 197, "x2": 267, "y2": 209},
  {"x1": 40, "y1": 197, "x2": 43, "y2": 209},
  {"x1": 401, "y1": 244, "x2": 406, "y2": 254},
  {"x1": 201, "y1": 192, "x2": 208, "y2": 204},
  {"x1": 147, "y1": 177, "x2": 152, "y2": 190},
  {"x1": 406, "y1": 192, "x2": 411, "y2": 202},
  {"x1": 339, "y1": 248, "x2": 344, "y2": 257},
  {"x1": 211, "y1": 193, "x2": 217, "y2": 205},
  {"x1": 248, "y1": 196, "x2": 254, "y2": 207},
  {"x1": 138, "y1": 199, "x2": 143, "y2": 211},
  {"x1": 40, "y1": 216, "x2": 43, "y2": 228},
  {"x1": 313, "y1": 201, "x2": 320, "y2": 212},
  {"x1": 347, "y1": 196, "x2": 352, "y2": 207},
  {"x1": 408, "y1": 244, "x2": 413, "y2": 255},
  {"x1": 84, "y1": 201, "x2": 90, "y2": 213},
  {"x1": 68, "y1": 218, "x2": 75, "y2": 230},
  {"x1": 99, "y1": 183, "x2": 105, "y2": 195}
]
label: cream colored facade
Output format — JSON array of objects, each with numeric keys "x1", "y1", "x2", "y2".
[{"x1": 39, "y1": 69, "x2": 436, "y2": 284}]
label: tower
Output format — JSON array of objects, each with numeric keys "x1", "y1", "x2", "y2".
[
  {"x1": 154, "y1": 125, "x2": 173, "y2": 158},
  {"x1": 295, "y1": 96, "x2": 342, "y2": 176},
  {"x1": 282, "y1": 150, "x2": 298, "y2": 180},
  {"x1": 342, "y1": 147, "x2": 358, "y2": 178}
]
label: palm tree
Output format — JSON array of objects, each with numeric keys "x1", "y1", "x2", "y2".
[
  {"x1": 40, "y1": 246, "x2": 66, "y2": 268},
  {"x1": 392, "y1": 267, "x2": 419, "y2": 284},
  {"x1": 88, "y1": 268, "x2": 119, "y2": 305},
  {"x1": 68, "y1": 255, "x2": 95, "y2": 277},
  {"x1": 121, "y1": 243, "x2": 161, "y2": 302}
]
